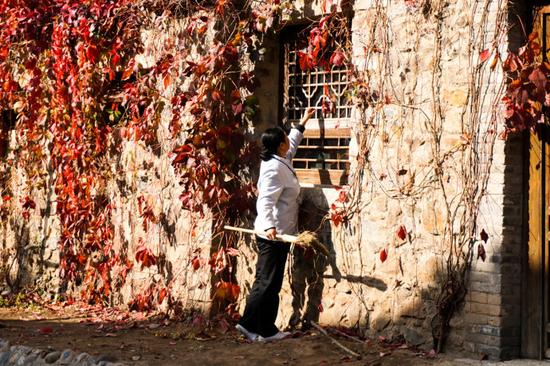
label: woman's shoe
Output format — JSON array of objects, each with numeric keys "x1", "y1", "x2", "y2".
[
  {"x1": 257, "y1": 331, "x2": 291, "y2": 342},
  {"x1": 235, "y1": 324, "x2": 259, "y2": 341}
]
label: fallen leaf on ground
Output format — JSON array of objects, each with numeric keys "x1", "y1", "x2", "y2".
[{"x1": 38, "y1": 326, "x2": 53, "y2": 334}]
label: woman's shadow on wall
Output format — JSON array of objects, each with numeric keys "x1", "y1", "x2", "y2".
[{"x1": 288, "y1": 190, "x2": 342, "y2": 330}]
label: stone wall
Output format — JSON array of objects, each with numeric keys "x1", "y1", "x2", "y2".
[
  {"x1": 0, "y1": 17, "x2": 214, "y2": 310},
  {"x1": 237, "y1": 0, "x2": 519, "y2": 360},
  {"x1": 0, "y1": 0, "x2": 526, "y2": 360}
]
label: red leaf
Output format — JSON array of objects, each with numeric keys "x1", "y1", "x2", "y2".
[
  {"x1": 211, "y1": 89, "x2": 222, "y2": 101},
  {"x1": 85, "y1": 45, "x2": 99, "y2": 63},
  {"x1": 330, "y1": 209, "x2": 343, "y2": 227},
  {"x1": 230, "y1": 283, "x2": 240, "y2": 301},
  {"x1": 319, "y1": 15, "x2": 330, "y2": 28},
  {"x1": 216, "y1": 0, "x2": 227, "y2": 15},
  {"x1": 164, "y1": 74, "x2": 171, "y2": 89},
  {"x1": 222, "y1": 45, "x2": 239, "y2": 63},
  {"x1": 477, "y1": 243, "x2": 486, "y2": 262},
  {"x1": 121, "y1": 60, "x2": 135, "y2": 81},
  {"x1": 480, "y1": 49, "x2": 490, "y2": 63},
  {"x1": 379, "y1": 248, "x2": 388, "y2": 263},
  {"x1": 22, "y1": 196, "x2": 36, "y2": 210},
  {"x1": 298, "y1": 51, "x2": 314, "y2": 71},
  {"x1": 159, "y1": 288, "x2": 168, "y2": 303},
  {"x1": 218, "y1": 318, "x2": 230, "y2": 333},
  {"x1": 192, "y1": 257, "x2": 201, "y2": 271},
  {"x1": 112, "y1": 52, "x2": 121, "y2": 67},
  {"x1": 330, "y1": 50, "x2": 346, "y2": 67},
  {"x1": 480, "y1": 229, "x2": 489, "y2": 243},
  {"x1": 503, "y1": 54, "x2": 520, "y2": 73},
  {"x1": 38, "y1": 326, "x2": 54, "y2": 335},
  {"x1": 396, "y1": 225, "x2": 407, "y2": 241},
  {"x1": 230, "y1": 89, "x2": 241, "y2": 101},
  {"x1": 77, "y1": 253, "x2": 87, "y2": 265},
  {"x1": 529, "y1": 68, "x2": 547, "y2": 91},
  {"x1": 135, "y1": 247, "x2": 158, "y2": 269},
  {"x1": 214, "y1": 281, "x2": 240, "y2": 302},
  {"x1": 337, "y1": 190, "x2": 349, "y2": 203}
]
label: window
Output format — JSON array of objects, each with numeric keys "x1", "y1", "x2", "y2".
[{"x1": 281, "y1": 28, "x2": 351, "y2": 186}]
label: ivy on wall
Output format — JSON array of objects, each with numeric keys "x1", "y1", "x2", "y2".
[
  {"x1": 0, "y1": 0, "x2": 293, "y2": 309},
  {"x1": 0, "y1": 0, "x2": 541, "y2": 354}
]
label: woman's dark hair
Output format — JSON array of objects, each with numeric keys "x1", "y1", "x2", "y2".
[{"x1": 260, "y1": 127, "x2": 286, "y2": 161}]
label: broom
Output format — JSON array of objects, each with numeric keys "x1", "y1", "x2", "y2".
[{"x1": 223, "y1": 225, "x2": 329, "y2": 256}]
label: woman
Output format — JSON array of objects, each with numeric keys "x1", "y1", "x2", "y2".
[{"x1": 236, "y1": 108, "x2": 314, "y2": 342}]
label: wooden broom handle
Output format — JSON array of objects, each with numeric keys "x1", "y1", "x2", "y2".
[{"x1": 223, "y1": 225, "x2": 298, "y2": 243}]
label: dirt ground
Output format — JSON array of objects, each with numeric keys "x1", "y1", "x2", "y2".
[{"x1": 0, "y1": 305, "x2": 453, "y2": 366}]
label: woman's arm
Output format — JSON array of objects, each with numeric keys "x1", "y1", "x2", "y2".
[
  {"x1": 256, "y1": 169, "x2": 283, "y2": 238},
  {"x1": 286, "y1": 107, "x2": 315, "y2": 160},
  {"x1": 300, "y1": 107, "x2": 315, "y2": 128}
]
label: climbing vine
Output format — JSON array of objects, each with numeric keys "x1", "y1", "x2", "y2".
[
  {"x1": 302, "y1": 0, "x2": 509, "y2": 353},
  {"x1": 502, "y1": 30, "x2": 550, "y2": 135},
  {"x1": 0, "y1": 0, "x2": 292, "y2": 309},
  {"x1": 0, "y1": 0, "x2": 539, "y2": 355}
]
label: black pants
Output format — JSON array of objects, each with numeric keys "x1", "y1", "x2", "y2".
[{"x1": 238, "y1": 236, "x2": 289, "y2": 337}]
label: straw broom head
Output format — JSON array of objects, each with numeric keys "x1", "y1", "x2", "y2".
[{"x1": 294, "y1": 231, "x2": 330, "y2": 256}]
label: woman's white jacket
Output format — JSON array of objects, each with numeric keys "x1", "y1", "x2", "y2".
[{"x1": 254, "y1": 128, "x2": 303, "y2": 236}]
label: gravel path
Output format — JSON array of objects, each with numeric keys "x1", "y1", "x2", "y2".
[
  {"x1": 0, "y1": 339, "x2": 127, "y2": 366},
  {"x1": 4, "y1": 336, "x2": 550, "y2": 366}
]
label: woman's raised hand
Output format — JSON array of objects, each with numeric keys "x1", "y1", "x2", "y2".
[{"x1": 300, "y1": 107, "x2": 315, "y2": 126}]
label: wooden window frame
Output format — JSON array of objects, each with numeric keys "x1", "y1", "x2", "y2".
[{"x1": 279, "y1": 25, "x2": 351, "y2": 186}]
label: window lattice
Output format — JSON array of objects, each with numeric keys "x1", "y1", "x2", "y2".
[
  {"x1": 282, "y1": 35, "x2": 351, "y2": 185},
  {"x1": 286, "y1": 40, "x2": 352, "y2": 124},
  {"x1": 293, "y1": 132, "x2": 350, "y2": 171}
]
